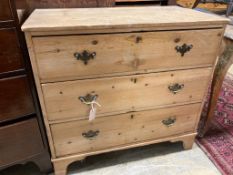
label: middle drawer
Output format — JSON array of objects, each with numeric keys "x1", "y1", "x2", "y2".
[{"x1": 42, "y1": 68, "x2": 211, "y2": 121}]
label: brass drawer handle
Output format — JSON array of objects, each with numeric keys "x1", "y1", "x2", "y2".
[
  {"x1": 168, "y1": 83, "x2": 184, "y2": 94},
  {"x1": 162, "y1": 117, "x2": 176, "y2": 127},
  {"x1": 82, "y1": 130, "x2": 99, "y2": 139},
  {"x1": 79, "y1": 94, "x2": 98, "y2": 104},
  {"x1": 74, "y1": 50, "x2": 96, "y2": 65},
  {"x1": 175, "y1": 43, "x2": 193, "y2": 57}
]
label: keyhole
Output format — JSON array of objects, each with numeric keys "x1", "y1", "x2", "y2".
[
  {"x1": 131, "y1": 114, "x2": 134, "y2": 119},
  {"x1": 174, "y1": 38, "x2": 180, "y2": 43},
  {"x1": 131, "y1": 78, "x2": 137, "y2": 83},
  {"x1": 136, "y1": 36, "x2": 142, "y2": 43}
]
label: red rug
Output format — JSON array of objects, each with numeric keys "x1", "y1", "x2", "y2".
[{"x1": 196, "y1": 73, "x2": 233, "y2": 175}]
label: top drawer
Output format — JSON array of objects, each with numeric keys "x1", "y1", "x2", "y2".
[
  {"x1": 0, "y1": 0, "x2": 13, "y2": 22},
  {"x1": 33, "y1": 29, "x2": 222, "y2": 83}
]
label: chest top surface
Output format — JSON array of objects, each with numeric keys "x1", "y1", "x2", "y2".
[{"x1": 22, "y1": 6, "x2": 229, "y2": 33}]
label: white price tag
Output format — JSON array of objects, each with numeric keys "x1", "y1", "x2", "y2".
[{"x1": 88, "y1": 101, "x2": 101, "y2": 121}]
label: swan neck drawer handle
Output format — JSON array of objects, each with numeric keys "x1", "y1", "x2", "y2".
[
  {"x1": 79, "y1": 94, "x2": 98, "y2": 105},
  {"x1": 74, "y1": 50, "x2": 96, "y2": 65},
  {"x1": 82, "y1": 130, "x2": 100, "y2": 139},
  {"x1": 168, "y1": 83, "x2": 184, "y2": 94},
  {"x1": 162, "y1": 117, "x2": 176, "y2": 127},
  {"x1": 175, "y1": 43, "x2": 193, "y2": 57}
]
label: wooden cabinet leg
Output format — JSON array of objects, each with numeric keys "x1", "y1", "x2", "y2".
[
  {"x1": 32, "y1": 151, "x2": 53, "y2": 174},
  {"x1": 53, "y1": 161, "x2": 67, "y2": 175},
  {"x1": 182, "y1": 135, "x2": 195, "y2": 150},
  {"x1": 170, "y1": 134, "x2": 196, "y2": 150},
  {"x1": 53, "y1": 156, "x2": 85, "y2": 175}
]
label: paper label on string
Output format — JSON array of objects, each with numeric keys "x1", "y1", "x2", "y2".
[{"x1": 89, "y1": 107, "x2": 96, "y2": 121}]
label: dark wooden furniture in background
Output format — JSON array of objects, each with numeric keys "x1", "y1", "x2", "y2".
[
  {"x1": 26, "y1": 0, "x2": 114, "y2": 8},
  {"x1": 24, "y1": 0, "x2": 170, "y2": 9},
  {"x1": 0, "y1": 0, "x2": 52, "y2": 173},
  {"x1": 17, "y1": 0, "x2": 172, "y2": 16}
]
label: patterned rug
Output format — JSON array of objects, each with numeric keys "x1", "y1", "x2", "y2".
[{"x1": 196, "y1": 73, "x2": 233, "y2": 175}]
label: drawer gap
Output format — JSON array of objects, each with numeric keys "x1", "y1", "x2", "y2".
[{"x1": 33, "y1": 27, "x2": 223, "y2": 38}]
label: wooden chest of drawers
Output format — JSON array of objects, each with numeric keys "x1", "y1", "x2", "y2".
[{"x1": 22, "y1": 6, "x2": 228, "y2": 175}]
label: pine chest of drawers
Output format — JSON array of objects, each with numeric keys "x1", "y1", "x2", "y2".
[{"x1": 22, "y1": 6, "x2": 228, "y2": 175}]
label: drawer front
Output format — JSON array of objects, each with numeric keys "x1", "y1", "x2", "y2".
[
  {"x1": 0, "y1": 75, "x2": 34, "y2": 123},
  {"x1": 0, "y1": 28, "x2": 24, "y2": 74},
  {"x1": 34, "y1": 29, "x2": 221, "y2": 82},
  {"x1": 0, "y1": 118, "x2": 44, "y2": 166},
  {"x1": 51, "y1": 103, "x2": 201, "y2": 157},
  {"x1": 42, "y1": 68, "x2": 211, "y2": 121},
  {"x1": 0, "y1": 0, "x2": 13, "y2": 21}
]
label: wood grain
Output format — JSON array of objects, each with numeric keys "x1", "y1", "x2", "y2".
[
  {"x1": 22, "y1": 6, "x2": 226, "y2": 175},
  {"x1": 176, "y1": 0, "x2": 196, "y2": 8},
  {"x1": 24, "y1": 32, "x2": 57, "y2": 158},
  {"x1": 42, "y1": 68, "x2": 212, "y2": 121},
  {"x1": 26, "y1": 0, "x2": 98, "y2": 8},
  {"x1": 0, "y1": 75, "x2": 34, "y2": 123},
  {"x1": 0, "y1": 0, "x2": 13, "y2": 21},
  {"x1": 115, "y1": 0, "x2": 157, "y2": 2},
  {"x1": 51, "y1": 103, "x2": 200, "y2": 157},
  {"x1": 51, "y1": 133, "x2": 196, "y2": 175},
  {"x1": 0, "y1": 118, "x2": 44, "y2": 166},
  {"x1": 0, "y1": 28, "x2": 24, "y2": 74},
  {"x1": 21, "y1": 6, "x2": 229, "y2": 32},
  {"x1": 26, "y1": 0, "x2": 114, "y2": 9},
  {"x1": 34, "y1": 29, "x2": 222, "y2": 82}
]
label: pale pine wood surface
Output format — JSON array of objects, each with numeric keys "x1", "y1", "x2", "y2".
[
  {"x1": 22, "y1": 6, "x2": 227, "y2": 175},
  {"x1": 21, "y1": 6, "x2": 229, "y2": 32},
  {"x1": 51, "y1": 133, "x2": 197, "y2": 175},
  {"x1": 24, "y1": 33, "x2": 57, "y2": 158},
  {"x1": 42, "y1": 68, "x2": 212, "y2": 122},
  {"x1": 51, "y1": 103, "x2": 200, "y2": 157},
  {"x1": 34, "y1": 29, "x2": 221, "y2": 83}
]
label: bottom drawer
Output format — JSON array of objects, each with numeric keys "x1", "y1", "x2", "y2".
[
  {"x1": 0, "y1": 118, "x2": 44, "y2": 166},
  {"x1": 51, "y1": 103, "x2": 201, "y2": 157}
]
